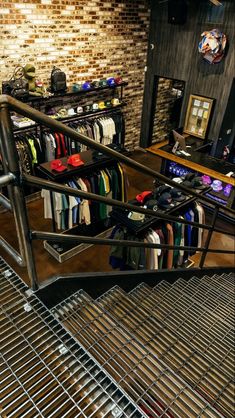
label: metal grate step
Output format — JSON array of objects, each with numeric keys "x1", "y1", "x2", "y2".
[
  {"x1": 130, "y1": 281, "x2": 234, "y2": 377},
  {"x1": 100, "y1": 288, "x2": 233, "y2": 377},
  {"x1": 53, "y1": 288, "x2": 229, "y2": 418},
  {"x1": 0, "y1": 257, "x2": 144, "y2": 418},
  {"x1": 96, "y1": 275, "x2": 235, "y2": 417},
  {"x1": 129, "y1": 280, "x2": 171, "y2": 302}
]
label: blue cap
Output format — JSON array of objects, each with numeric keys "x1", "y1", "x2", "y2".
[
  {"x1": 82, "y1": 81, "x2": 91, "y2": 90},
  {"x1": 107, "y1": 77, "x2": 115, "y2": 86}
]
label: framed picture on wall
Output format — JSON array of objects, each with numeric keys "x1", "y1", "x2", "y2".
[{"x1": 184, "y1": 94, "x2": 214, "y2": 139}]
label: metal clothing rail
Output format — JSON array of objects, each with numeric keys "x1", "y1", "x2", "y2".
[
  {"x1": 0, "y1": 94, "x2": 234, "y2": 291},
  {"x1": 2, "y1": 94, "x2": 235, "y2": 214}
]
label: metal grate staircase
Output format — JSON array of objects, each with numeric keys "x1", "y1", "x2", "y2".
[
  {"x1": 53, "y1": 273, "x2": 235, "y2": 418},
  {"x1": 0, "y1": 256, "x2": 146, "y2": 418},
  {"x1": 0, "y1": 254, "x2": 234, "y2": 417}
]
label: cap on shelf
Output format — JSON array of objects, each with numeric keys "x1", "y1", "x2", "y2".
[
  {"x1": 51, "y1": 159, "x2": 67, "y2": 172},
  {"x1": 67, "y1": 154, "x2": 84, "y2": 167}
]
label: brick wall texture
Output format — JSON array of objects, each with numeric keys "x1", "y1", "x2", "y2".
[{"x1": 0, "y1": 0, "x2": 150, "y2": 149}]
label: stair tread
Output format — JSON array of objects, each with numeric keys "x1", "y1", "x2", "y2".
[
  {"x1": 54, "y1": 289, "x2": 231, "y2": 418},
  {"x1": 0, "y1": 258, "x2": 142, "y2": 418}
]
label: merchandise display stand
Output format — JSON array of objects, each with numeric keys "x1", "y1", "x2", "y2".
[
  {"x1": 10, "y1": 81, "x2": 128, "y2": 171},
  {"x1": 12, "y1": 81, "x2": 128, "y2": 125},
  {"x1": 110, "y1": 189, "x2": 208, "y2": 236},
  {"x1": 1, "y1": 81, "x2": 128, "y2": 200},
  {"x1": 38, "y1": 148, "x2": 129, "y2": 262},
  {"x1": 109, "y1": 187, "x2": 210, "y2": 270},
  {"x1": 148, "y1": 138, "x2": 235, "y2": 222}
]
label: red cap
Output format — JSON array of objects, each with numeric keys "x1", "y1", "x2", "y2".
[
  {"x1": 67, "y1": 154, "x2": 84, "y2": 167},
  {"x1": 136, "y1": 191, "x2": 152, "y2": 204},
  {"x1": 114, "y1": 76, "x2": 123, "y2": 85},
  {"x1": 51, "y1": 159, "x2": 67, "y2": 172}
]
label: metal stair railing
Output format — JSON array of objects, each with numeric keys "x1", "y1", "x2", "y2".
[{"x1": 0, "y1": 94, "x2": 234, "y2": 290}]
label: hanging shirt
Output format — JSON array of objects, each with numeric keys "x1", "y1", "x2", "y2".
[
  {"x1": 28, "y1": 138, "x2": 38, "y2": 165},
  {"x1": 166, "y1": 223, "x2": 174, "y2": 269},
  {"x1": 41, "y1": 189, "x2": 52, "y2": 219},
  {"x1": 54, "y1": 192, "x2": 63, "y2": 230},
  {"x1": 77, "y1": 178, "x2": 91, "y2": 225},
  {"x1": 178, "y1": 216, "x2": 185, "y2": 266},
  {"x1": 196, "y1": 203, "x2": 205, "y2": 248}
]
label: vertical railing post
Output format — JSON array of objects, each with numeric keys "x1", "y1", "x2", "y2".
[
  {"x1": 0, "y1": 103, "x2": 38, "y2": 290},
  {"x1": 199, "y1": 205, "x2": 219, "y2": 269}
]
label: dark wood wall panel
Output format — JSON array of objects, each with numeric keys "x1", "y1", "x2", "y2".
[{"x1": 140, "y1": 0, "x2": 235, "y2": 147}]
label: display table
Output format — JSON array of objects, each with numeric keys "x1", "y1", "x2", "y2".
[{"x1": 148, "y1": 139, "x2": 235, "y2": 219}]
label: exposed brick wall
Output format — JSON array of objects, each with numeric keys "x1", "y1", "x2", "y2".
[{"x1": 0, "y1": 0, "x2": 150, "y2": 149}]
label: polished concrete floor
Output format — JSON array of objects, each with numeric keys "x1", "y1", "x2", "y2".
[{"x1": 0, "y1": 150, "x2": 234, "y2": 287}]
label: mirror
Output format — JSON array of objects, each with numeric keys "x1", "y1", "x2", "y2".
[{"x1": 151, "y1": 77, "x2": 185, "y2": 145}]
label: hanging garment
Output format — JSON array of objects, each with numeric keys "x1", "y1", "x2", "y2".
[{"x1": 77, "y1": 178, "x2": 91, "y2": 225}]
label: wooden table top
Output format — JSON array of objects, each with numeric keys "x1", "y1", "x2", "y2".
[{"x1": 148, "y1": 142, "x2": 235, "y2": 187}]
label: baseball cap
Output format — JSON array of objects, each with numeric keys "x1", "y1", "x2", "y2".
[
  {"x1": 72, "y1": 83, "x2": 82, "y2": 92},
  {"x1": 76, "y1": 106, "x2": 83, "y2": 113},
  {"x1": 211, "y1": 179, "x2": 223, "y2": 192},
  {"x1": 105, "y1": 100, "x2": 112, "y2": 108},
  {"x1": 128, "y1": 211, "x2": 145, "y2": 222},
  {"x1": 185, "y1": 173, "x2": 196, "y2": 182},
  {"x1": 82, "y1": 81, "x2": 91, "y2": 90},
  {"x1": 57, "y1": 108, "x2": 68, "y2": 118},
  {"x1": 191, "y1": 177, "x2": 205, "y2": 189},
  {"x1": 98, "y1": 101, "x2": 106, "y2": 109},
  {"x1": 145, "y1": 199, "x2": 158, "y2": 211},
  {"x1": 202, "y1": 175, "x2": 212, "y2": 185},
  {"x1": 114, "y1": 76, "x2": 123, "y2": 85},
  {"x1": 107, "y1": 77, "x2": 115, "y2": 86},
  {"x1": 170, "y1": 188, "x2": 186, "y2": 202},
  {"x1": 51, "y1": 159, "x2": 67, "y2": 172},
  {"x1": 136, "y1": 191, "x2": 152, "y2": 204},
  {"x1": 153, "y1": 184, "x2": 171, "y2": 199},
  {"x1": 91, "y1": 80, "x2": 99, "y2": 88},
  {"x1": 172, "y1": 177, "x2": 183, "y2": 184},
  {"x1": 67, "y1": 108, "x2": 76, "y2": 116},
  {"x1": 181, "y1": 180, "x2": 193, "y2": 188},
  {"x1": 67, "y1": 154, "x2": 84, "y2": 167},
  {"x1": 157, "y1": 192, "x2": 174, "y2": 209},
  {"x1": 111, "y1": 98, "x2": 120, "y2": 106},
  {"x1": 99, "y1": 79, "x2": 108, "y2": 87},
  {"x1": 84, "y1": 104, "x2": 91, "y2": 112},
  {"x1": 92, "y1": 103, "x2": 99, "y2": 111}
]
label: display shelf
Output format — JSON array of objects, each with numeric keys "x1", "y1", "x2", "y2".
[
  {"x1": 110, "y1": 188, "x2": 209, "y2": 236},
  {"x1": 149, "y1": 139, "x2": 235, "y2": 223},
  {"x1": 12, "y1": 103, "x2": 126, "y2": 133},
  {"x1": 44, "y1": 221, "x2": 113, "y2": 263},
  {"x1": 24, "y1": 81, "x2": 128, "y2": 105},
  {"x1": 37, "y1": 147, "x2": 128, "y2": 182}
]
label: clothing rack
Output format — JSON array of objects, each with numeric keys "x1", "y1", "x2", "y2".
[
  {"x1": 109, "y1": 199, "x2": 206, "y2": 271},
  {"x1": 40, "y1": 148, "x2": 129, "y2": 262}
]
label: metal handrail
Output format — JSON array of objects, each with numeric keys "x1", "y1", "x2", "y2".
[
  {"x1": 1, "y1": 94, "x2": 235, "y2": 214},
  {"x1": 0, "y1": 94, "x2": 234, "y2": 290}
]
